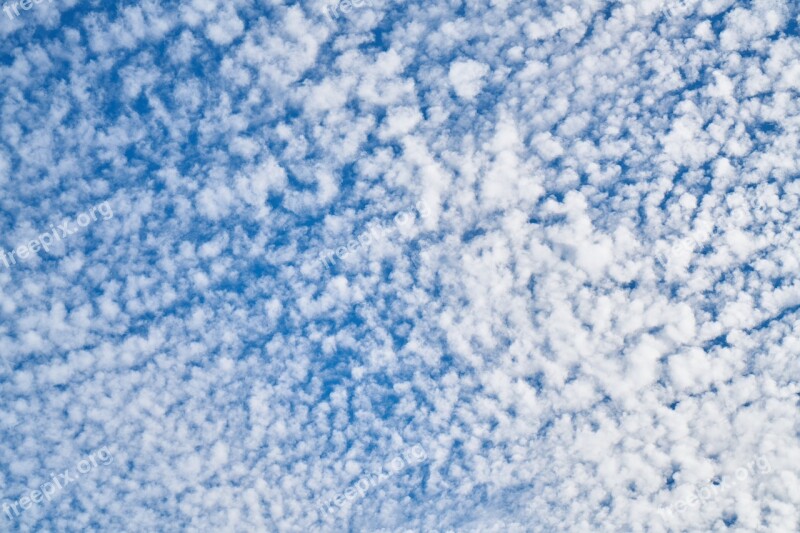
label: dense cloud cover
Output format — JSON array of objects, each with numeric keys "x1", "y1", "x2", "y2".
[{"x1": 1, "y1": 0, "x2": 799, "y2": 531}]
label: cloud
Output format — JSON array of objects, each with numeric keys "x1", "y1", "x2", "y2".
[
  {"x1": 448, "y1": 59, "x2": 490, "y2": 100},
  {"x1": 1, "y1": 0, "x2": 799, "y2": 531}
]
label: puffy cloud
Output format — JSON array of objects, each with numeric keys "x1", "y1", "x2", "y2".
[
  {"x1": 0, "y1": 0, "x2": 798, "y2": 531},
  {"x1": 448, "y1": 59, "x2": 490, "y2": 100}
]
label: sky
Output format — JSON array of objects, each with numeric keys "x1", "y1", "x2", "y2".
[{"x1": 0, "y1": 0, "x2": 799, "y2": 531}]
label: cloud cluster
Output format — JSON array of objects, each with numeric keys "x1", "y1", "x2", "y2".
[{"x1": 1, "y1": 0, "x2": 799, "y2": 531}]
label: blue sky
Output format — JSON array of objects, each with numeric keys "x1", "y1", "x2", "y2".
[{"x1": 1, "y1": 0, "x2": 799, "y2": 531}]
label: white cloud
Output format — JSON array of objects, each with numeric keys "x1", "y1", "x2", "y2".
[
  {"x1": 448, "y1": 59, "x2": 490, "y2": 100},
  {"x1": 1, "y1": 0, "x2": 799, "y2": 531}
]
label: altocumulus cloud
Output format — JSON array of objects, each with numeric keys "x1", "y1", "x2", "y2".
[{"x1": 1, "y1": 0, "x2": 799, "y2": 532}]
